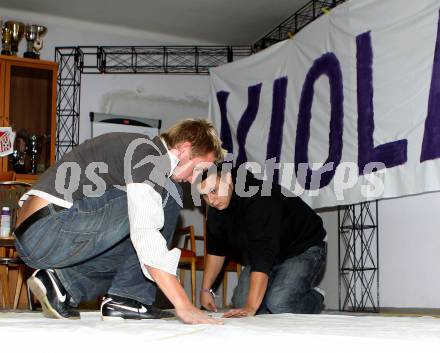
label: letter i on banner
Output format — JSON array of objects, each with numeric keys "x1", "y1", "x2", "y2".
[{"x1": 266, "y1": 77, "x2": 288, "y2": 184}]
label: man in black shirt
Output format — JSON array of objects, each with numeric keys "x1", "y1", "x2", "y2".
[{"x1": 199, "y1": 166, "x2": 327, "y2": 317}]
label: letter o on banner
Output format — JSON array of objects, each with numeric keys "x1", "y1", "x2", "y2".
[{"x1": 295, "y1": 52, "x2": 344, "y2": 190}]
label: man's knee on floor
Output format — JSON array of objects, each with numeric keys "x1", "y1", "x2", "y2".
[
  {"x1": 264, "y1": 293, "x2": 298, "y2": 314},
  {"x1": 263, "y1": 289, "x2": 318, "y2": 314}
]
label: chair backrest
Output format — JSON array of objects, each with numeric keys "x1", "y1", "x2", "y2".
[
  {"x1": 174, "y1": 225, "x2": 196, "y2": 253},
  {"x1": 0, "y1": 181, "x2": 31, "y2": 231}
]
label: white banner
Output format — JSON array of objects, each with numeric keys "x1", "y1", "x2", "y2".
[{"x1": 209, "y1": 0, "x2": 440, "y2": 208}]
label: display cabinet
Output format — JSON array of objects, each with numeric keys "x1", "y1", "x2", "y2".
[{"x1": 0, "y1": 55, "x2": 57, "y2": 181}]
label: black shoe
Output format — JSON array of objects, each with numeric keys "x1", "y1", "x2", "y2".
[
  {"x1": 101, "y1": 294, "x2": 174, "y2": 320},
  {"x1": 27, "y1": 269, "x2": 80, "y2": 320}
]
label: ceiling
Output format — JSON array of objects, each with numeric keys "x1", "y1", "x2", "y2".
[{"x1": 0, "y1": 0, "x2": 310, "y2": 44}]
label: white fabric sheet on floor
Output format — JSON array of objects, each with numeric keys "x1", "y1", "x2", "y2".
[{"x1": 1, "y1": 311, "x2": 439, "y2": 352}]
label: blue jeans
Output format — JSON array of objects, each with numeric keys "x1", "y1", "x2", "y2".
[
  {"x1": 15, "y1": 181, "x2": 182, "y2": 307},
  {"x1": 231, "y1": 242, "x2": 327, "y2": 314}
]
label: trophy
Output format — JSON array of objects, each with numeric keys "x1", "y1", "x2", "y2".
[
  {"x1": 3, "y1": 21, "x2": 25, "y2": 56},
  {"x1": 1, "y1": 23, "x2": 13, "y2": 55},
  {"x1": 10, "y1": 129, "x2": 28, "y2": 174},
  {"x1": 24, "y1": 24, "x2": 47, "y2": 59}
]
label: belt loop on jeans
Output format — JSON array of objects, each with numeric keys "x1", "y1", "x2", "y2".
[
  {"x1": 14, "y1": 204, "x2": 65, "y2": 240},
  {"x1": 47, "y1": 203, "x2": 62, "y2": 215}
]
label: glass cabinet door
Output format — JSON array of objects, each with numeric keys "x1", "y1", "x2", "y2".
[{"x1": 4, "y1": 62, "x2": 56, "y2": 175}]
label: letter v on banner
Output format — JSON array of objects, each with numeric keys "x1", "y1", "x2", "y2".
[
  {"x1": 421, "y1": 9, "x2": 440, "y2": 163},
  {"x1": 357, "y1": 31, "x2": 407, "y2": 174}
]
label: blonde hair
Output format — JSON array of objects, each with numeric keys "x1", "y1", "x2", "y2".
[{"x1": 161, "y1": 118, "x2": 226, "y2": 162}]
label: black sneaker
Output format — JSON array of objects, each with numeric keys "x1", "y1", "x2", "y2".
[
  {"x1": 101, "y1": 294, "x2": 174, "y2": 320},
  {"x1": 27, "y1": 269, "x2": 80, "y2": 320}
]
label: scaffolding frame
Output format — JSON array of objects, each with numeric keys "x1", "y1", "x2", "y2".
[
  {"x1": 338, "y1": 201, "x2": 380, "y2": 312},
  {"x1": 54, "y1": 45, "x2": 253, "y2": 159},
  {"x1": 253, "y1": 0, "x2": 346, "y2": 50}
]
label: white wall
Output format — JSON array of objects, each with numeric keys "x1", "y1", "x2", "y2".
[
  {"x1": 0, "y1": 7, "x2": 218, "y2": 62},
  {"x1": 319, "y1": 191, "x2": 440, "y2": 311},
  {"x1": 81, "y1": 74, "x2": 210, "y2": 142},
  {"x1": 379, "y1": 193, "x2": 440, "y2": 308}
]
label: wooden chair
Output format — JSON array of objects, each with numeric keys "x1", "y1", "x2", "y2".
[
  {"x1": 0, "y1": 237, "x2": 31, "y2": 309},
  {"x1": 0, "y1": 171, "x2": 15, "y2": 182},
  {"x1": 0, "y1": 181, "x2": 32, "y2": 310},
  {"x1": 175, "y1": 225, "x2": 197, "y2": 305}
]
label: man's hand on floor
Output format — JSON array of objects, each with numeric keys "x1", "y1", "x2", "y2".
[
  {"x1": 176, "y1": 304, "x2": 224, "y2": 325},
  {"x1": 222, "y1": 306, "x2": 257, "y2": 318}
]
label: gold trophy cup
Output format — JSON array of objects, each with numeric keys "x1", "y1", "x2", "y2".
[
  {"x1": 3, "y1": 21, "x2": 25, "y2": 56},
  {"x1": 1, "y1": 25, "x2": 13, "y2": 55},
  {"x1": 24, "y1": 24, "x2": 47, "y2": 59}
]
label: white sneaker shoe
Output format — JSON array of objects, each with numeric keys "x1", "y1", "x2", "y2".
[{"x1": 313, "y1": 287, "x2": 326, "y2": 299}]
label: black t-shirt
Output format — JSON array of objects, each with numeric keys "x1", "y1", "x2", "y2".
[{"x1": 207, "y1": 170, "x2": 326, "y2": 275}]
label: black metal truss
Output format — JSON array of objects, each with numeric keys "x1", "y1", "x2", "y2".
[
  {"x1": 253, "y1": 0, "x2": 347, "y2": 50},
  {"x1": 54, "y1": 45, "x2": 253, "y2": 158},
  {"x1": 78, "y1": 46, "x2": 253, "y2": 74},
  {"x1": 338, "y1": 201, "x2": 379, "y2": 312},
  {"x1": 55, "y1": 47, "x2": 81, "y2": 159}
]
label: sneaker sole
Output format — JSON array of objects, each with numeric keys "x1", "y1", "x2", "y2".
[
  {"x1": 27, "y1": 276, "x2": 80, "y2": 320},
  {"x1": 101, "y1": 315, "x2": 176, "y2": 321},
  {"x1": 101, "y1": 316, "x2": 125, "y2": 322}
]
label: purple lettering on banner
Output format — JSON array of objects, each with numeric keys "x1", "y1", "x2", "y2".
[
  {"x1": 236, "y1": 83, "x2": 262, "y2": 165},
  {"x1": 421, "y1": 10, "x2": 440, "y2": 162},
  {"x1": 216, "y1": 91, "x2": 233, "y2": 153},
  {"x1": 266, "y1": 77, "x2": 288, "y2": 183},
  {"x1": 295, "y1": 52, "x2": 344, "y2": 190},
  {"x1": 357, "y1": 31, "x2": 407, "y2": 173}
]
